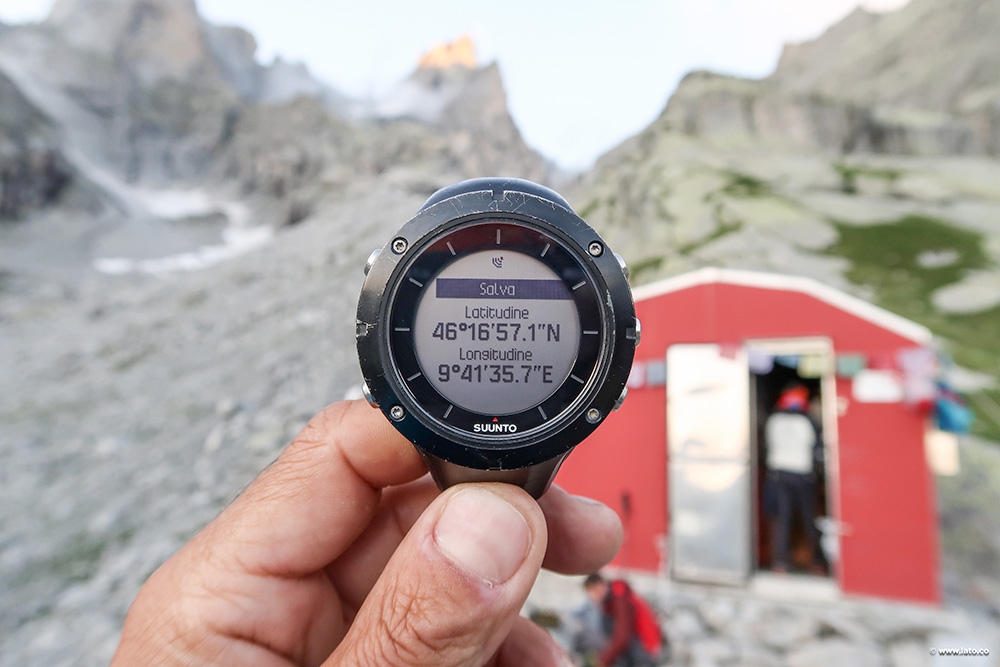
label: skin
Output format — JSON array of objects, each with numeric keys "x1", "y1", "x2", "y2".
[
  {"x1": 584, "y1": 580, "x2": 607, "y2": 607},
  {"x1": 111, "y1": 400, "x2": 624, "y2": 666}
]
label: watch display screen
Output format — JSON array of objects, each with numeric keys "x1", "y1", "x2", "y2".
[
  {"x1": 413, "y1": 251, "x2": 581, "y2": 415},
  {"x1": 385, "y1": 220, "x2": 606, "y2": 438}
]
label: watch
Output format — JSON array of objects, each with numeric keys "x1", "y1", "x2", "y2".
[{"x1": 356, "y1": 177, "x2": 638, "y2": 498}]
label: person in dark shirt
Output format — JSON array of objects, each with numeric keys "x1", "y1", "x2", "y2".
[{"x1": 583, "y1": 573, "x2": 664, "y2": 667}]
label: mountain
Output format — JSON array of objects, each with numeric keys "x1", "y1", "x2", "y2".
[
  {"x1": 661, "y1": 0, "x2": 1000, "y2": 157},
  {"x1": 373, "y1": 36, "x2": 548, "y2": 182},
  {"x1": 0, "y1": 2, "x2": 547, "y2": 277},
  {"x1": 772, "y1": 0, "x2": 1000, "y2": 117},
  {"x1": 0, "y1": 69, "x2": 71, "y2": 217}
]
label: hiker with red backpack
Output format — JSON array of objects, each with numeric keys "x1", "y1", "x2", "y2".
[{"x1": 583, "y1": 573, "x2": 665, "y2": 667}]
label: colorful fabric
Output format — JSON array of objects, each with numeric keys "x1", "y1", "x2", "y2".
[
  {"x1": 747, "y1": 349, "x2": 774, "y2": 375},
  {"x1": 835, "y1": 354, "x2": 867, "y2": 378},
  {"x1": 936, "y1": 384, "x2": 974, "y2": 433},
  {"x1": 774, "y1": 354, "x2": 800, "y2": 369},
  {"x1": 798, "y1": 353, "x2": 832, "y2": 378},
  {"x1": 897, "y1": 347, "x2": 937, "y2": 411}
]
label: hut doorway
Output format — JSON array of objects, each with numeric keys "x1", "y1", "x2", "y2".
[{"x1": 748, "y1": 338, "x2": 837, "y2": 579}]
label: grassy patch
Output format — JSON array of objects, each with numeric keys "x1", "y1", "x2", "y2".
[
  {"x1": 720, "y1": 171, "x2": 771, "y2": 198},
  {"x1": 629, "y1": 256, "x2": 665, "y2": 282},
  {"x1": 678, "y1": 219, "x2": 743, "y2": 256},
  {"x1": 967, "y1": 389, "x2": 1000, "y2": 443},
  {"x1": 824, "y1": 215, "x2": 1000, "y2": 438},
  {"x1": 577, "y1": 199, "x2": 600, "y2": 220},
  {"x1": 833, "y1": 162, "x2": 902, "y2": 195},
  {"x1": 826, "y1": 215, "x2": 989, "y2": 300}
]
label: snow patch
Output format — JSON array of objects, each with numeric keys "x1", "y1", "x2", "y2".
[{"x1": 94, "y1": 225, "x2": 273, "y2": 275}]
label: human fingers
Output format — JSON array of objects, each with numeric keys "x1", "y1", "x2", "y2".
[
  {"x1": 537, "y1": 485, "x2": 623, "y2": 575},
  {"x1": 328, "y1": 482, "x2": 622, "y2": 613},
  {"x1": 112, "y1": 401, "x2": 427, "y2": 666},
  {"x1": 327, "y1": 483, "x2": 548, "y2": 666},
  {"x1": 491, "y1": 616, "x2": 573, "y2": 667},
  {"x1": 326, "y1": 475, "x2": 440, "y2": 614},
  {"x1": 203, "y1": 399, "x2": 426, "y2": 577}
]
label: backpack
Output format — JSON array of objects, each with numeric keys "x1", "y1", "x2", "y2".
[{"x1": 610, "y1": 581, "x2": 663, "y2": 655}]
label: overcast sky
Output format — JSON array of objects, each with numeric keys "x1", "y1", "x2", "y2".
[{"x1": 0, "y1": 0, "x2": 911, "y2": 170}]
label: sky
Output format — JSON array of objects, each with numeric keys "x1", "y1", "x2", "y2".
[{"x1": 0, "y1": 0, "x2": 912, "y2": 170}]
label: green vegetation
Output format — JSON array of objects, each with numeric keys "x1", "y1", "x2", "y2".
[
  {"x1": 833, "y1": 162, "x2": 902, "y2": 195},
  {"x1": 577, "y1": 199, "x2": 600, "y2": 220},
  {"x1": 720, "y1": 171, "x2": 771, "y2": 198},
  {"x1": 629, "y1": 255, "x2": 665, "y2": 282},
  {"x1": 824, "y1": 215, "x2": 1000, "y2": 440},
  {"x1": 828, "y1": 215, "x2": 988, "y2": 296},
  {"x1": 679, "y1": 217, "x2": 743, "y2": 256}
]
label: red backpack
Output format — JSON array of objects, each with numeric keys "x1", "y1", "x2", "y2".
[{"x1": 610, "y1": 580, "x2": 663, "y2": 655}]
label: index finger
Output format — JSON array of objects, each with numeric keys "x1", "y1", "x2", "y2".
[{"x1": 201, "y1": 400, "x2": 427, "y2": 576}]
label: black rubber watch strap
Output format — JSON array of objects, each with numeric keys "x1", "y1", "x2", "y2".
[{"x1": 420, "y1": 450, "x2": 571, "y2": 499}]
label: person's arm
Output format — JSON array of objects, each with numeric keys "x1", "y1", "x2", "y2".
[{"x1": 598, "y1": 588, "x2": 635, "y2": 667}]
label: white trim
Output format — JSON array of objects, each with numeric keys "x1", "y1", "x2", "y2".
[{"x1": 633, "y1": 268, "x2": 932, "y2": 345}]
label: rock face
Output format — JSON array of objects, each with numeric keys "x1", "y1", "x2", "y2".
[
  {"x1": 662, "y1": 0, "x2": 1000, "y2": 157},
  {"x1": 0, "y1": 70, "x2": 70, "y2": 218},
  {"x1": 375, "y1": 36, "x2": 548, "y2": 182},
  {"x1": 772, "y1": 0, "x2": 1000, "y2": 116},
  {"x1": 0, "y1": 1, "x2": 548, "y2": 249}
]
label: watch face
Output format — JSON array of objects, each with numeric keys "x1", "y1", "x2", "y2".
[
  {"x1": 386, "y1": 220, "x2": 605, "y2": 439},
  {"x1": 413, "y1": 249, "x2": 581, "y2": 415},
  {"x1": 356, "y1": 177, "x2": 637, "y2": 473}
]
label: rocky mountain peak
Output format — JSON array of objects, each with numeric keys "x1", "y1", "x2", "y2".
[
  {"x1": 417, "y1": 34, "x2": 477, "y2": 70},
  {"x1": 771, "y1": 0, "x2": 1000, "y2": 114},
  {"x1": 373, "y1": 45, "x2": 547, "y2": 182},
  {"x1": 46, "y1": 0, "x2": 220, "y2": 87},
  {"x1": 659, "y1": 0, "x2": 1000, "y2": 157}
]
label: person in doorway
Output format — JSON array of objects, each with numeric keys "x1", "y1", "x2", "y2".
[
  {"x1": 764, "y1": 382, "x2": 824, "y2": 575},
  {"x1": 581, "y1": 573, "x2": 664, "y2": 667}
]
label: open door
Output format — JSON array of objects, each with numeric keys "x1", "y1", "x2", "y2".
[{"x1": 667, "y1": 344, "x2": 751, "y2": 584}]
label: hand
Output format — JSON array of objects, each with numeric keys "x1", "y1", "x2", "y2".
[{"x1": 111, "y1": 400, "x2": 623, "y2": 666}]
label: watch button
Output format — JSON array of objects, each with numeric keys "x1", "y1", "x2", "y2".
[
  {"x1": 613, "y1": 386, "x2": 628, "y2": 411},
  {"x1": 361, "y1": 381, "x2": 378, "y2": 408},
  {"x1": 613, "y1": 252, "x2": 629, "y2": 281},
  {"x1": 634, "y1": 317, "x2": 642, "y2": 347},
  {"x1": 364, "y1": 248, "x2": 381, "y2": 275}
]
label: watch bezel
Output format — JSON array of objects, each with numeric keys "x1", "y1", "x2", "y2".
[{"x1": 357, "y1": 179, "x2": 636, "y2": 470}]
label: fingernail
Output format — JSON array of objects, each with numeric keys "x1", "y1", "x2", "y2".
[{"x1": 434, "y1": 488, "x2": 531, "y2": 585}]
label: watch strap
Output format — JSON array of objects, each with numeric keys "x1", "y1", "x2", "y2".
[{"x1": 420, "y1": 449, "x2": 571, "y2": 499}]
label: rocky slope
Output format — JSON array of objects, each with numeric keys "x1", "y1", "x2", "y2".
[
  {"x1": 0, "y1": 69, "x2": 71, "y2": 217},
  {"x1": 661, "y1": 0, "x2": 1000, "y2": 157}
]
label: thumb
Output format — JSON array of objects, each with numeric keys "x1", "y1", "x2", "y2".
[{"x1": 328, "y1": 484, "x2": 552, "y2": 666}]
